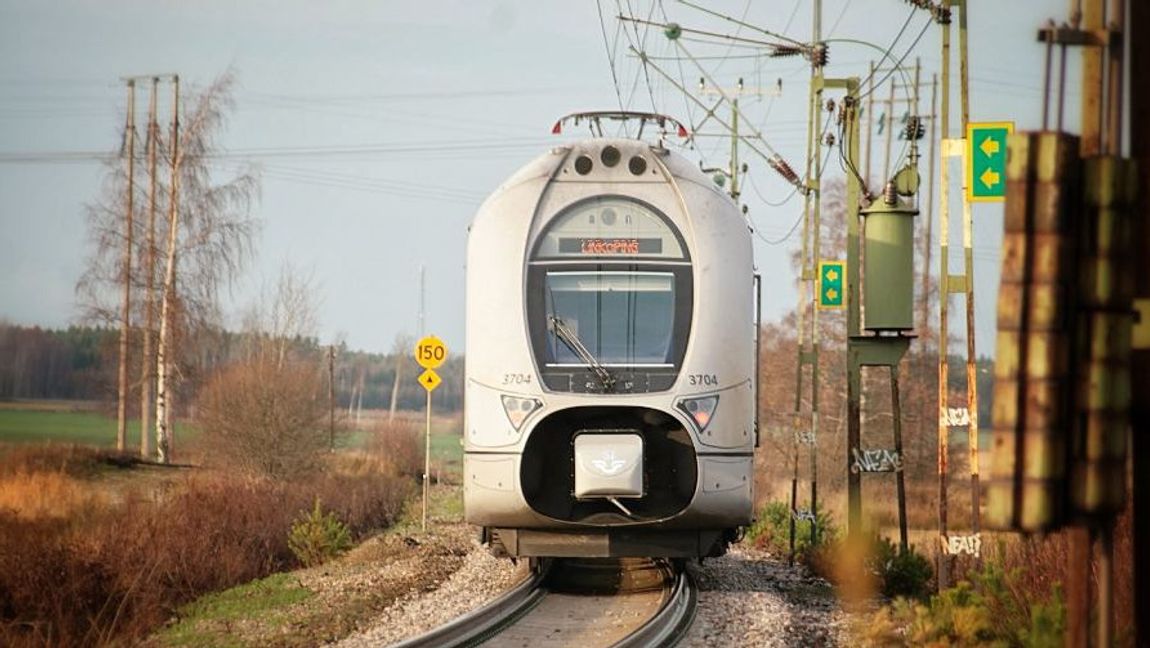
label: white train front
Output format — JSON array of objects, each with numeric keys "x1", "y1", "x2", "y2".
[{"x1": 464, "y1": 130, "x2": 757, "y2": 559}]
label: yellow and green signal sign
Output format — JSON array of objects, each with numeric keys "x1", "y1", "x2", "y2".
[
  {"x1": 967, "y1": 121, "x2": 1013, "y2": 202},
  {"x1": 818, "y1": 260, "x2": 845, "y2": 309}
]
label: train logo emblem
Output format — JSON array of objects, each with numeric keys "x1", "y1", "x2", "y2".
[{"x1": 589, "y1": 450, "x2": 630, "y2": 476}]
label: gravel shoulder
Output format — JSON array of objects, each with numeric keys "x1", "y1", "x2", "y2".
[
  {"x1": 148, "y1": 485, "x2": 847, "y2": 647},
  {"x1": 683, "y1": 545, "x2": 849, "y2": 647}
]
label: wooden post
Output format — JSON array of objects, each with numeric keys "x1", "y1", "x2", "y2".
[
  {"x1": 328, "y1": 345, "x2": 336, "y2": 452},
  {"x1": 937, "y1": 0, "x2": 954, "y2": 591},
  {"x1": 892, "y1": 365, "x2": 908, "y2": 552},
  {"x1": 423, "y1": 388, "x2": 431, "y2": 532},
  {"x1": 1128, "y1": 2, "x2": 1149, "y2": 643},
  {"x1": 116, "y1": 79, "x2": 136, "y2": 453}
]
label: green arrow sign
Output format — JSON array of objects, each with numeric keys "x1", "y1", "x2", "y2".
[
  {"x1": 818, "y1": 260, "x2": 845, "y2": 309},
  {"x1": 967, "y1": 121, "x2": 1013, "y2": 202}
]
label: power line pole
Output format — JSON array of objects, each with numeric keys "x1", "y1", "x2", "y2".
[
  {"x1": 139, "y1": 76, "x2": 159, "y2": 460},
  {"x1": 418, "y1": 265, "x2": 426, "y2": 337},
  {"x1": 789, "y1": 0, "x2": 824, "y2": 562},
  {"x1": 328, "y1": 345, "x2": 336, "y2": 452},
  {"x1": 1129, "y1": 1, "x2": 1149, "y2": 641},
  {"x1": 116, "y1": 79, "x2": 137, "y2": 453},
  {"x1": 865, "y1": 60, "x2": 875, "y2": 185}
]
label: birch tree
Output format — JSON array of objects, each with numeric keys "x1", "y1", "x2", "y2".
[{"x1": 78, "y1": 70, "x2": 258, "y2": 462}]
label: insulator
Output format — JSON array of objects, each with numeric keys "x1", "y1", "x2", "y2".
[
  {"x1": 807, "y1": 44, "x2": 828, "y2": 67},
  {"x1": 767, "y1": 154, "x2": 801, "y2": 186},
  {"x1": 664, "y1": 22, "x2": 682, "y2": 40},
  {"x1": 883, "y1": 181, "x2": 898, "y2": 205},
  {"x1": 932, "y1": 6, "x2": 952, "y2": 24},
  {"x1": 825, "y1": 99, "x2": 836, "y2": 113},
  {"x1": 823, "y1": 133, "x2": 836, "y2": 147},
  {"x1": 903, "y1": 116, "x2": 925, "y2": 141},
  {"x1": 769, "y1": 44, "x2": 804, "y2": 58}
]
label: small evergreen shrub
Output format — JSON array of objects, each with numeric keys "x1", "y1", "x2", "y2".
[
  {"x1": 746, "y1": 500, "x2": 837, "y2": 559},
  {"x1": 855, "y1": 559, "x2": 1066, "y2": 647},
  {"x1": 870, "y1": 536, "x2": 933, "y2": 600},
  {"x1": 288, "y1": 498, "x2": 352, "y2": 567}
]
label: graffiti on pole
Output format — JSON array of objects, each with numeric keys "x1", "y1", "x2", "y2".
[
  {"x1": 792, "y1": 508, "x2": 818, "y2": 523},
  {"x1": 940, "y1": 406, "x2": 971, "y2": 427},
  {"x1": 794, "y1": 429, "x2": 817, "y2": 446},
  {"x1": 850, "y1": 447, "x2": 904, "y2": 473},
  {"x1": 940, "y1": 533, "x2": 982, "y2": 557}
]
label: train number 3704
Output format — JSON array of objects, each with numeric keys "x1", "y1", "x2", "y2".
[{"x1": 688, "y1": 374, "x2": 718, "y2": 386}]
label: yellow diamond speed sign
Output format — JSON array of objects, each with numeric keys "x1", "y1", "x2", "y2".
[
  {"x1": 414, "y1": 335, "x2": 447, "y2": 369},
  {"x1": 418, "y1": 369, "x2": 442, "y2": 392}
]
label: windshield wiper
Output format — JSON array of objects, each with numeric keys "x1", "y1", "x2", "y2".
[{"x1": 548, "y1": 315, "x2": 616, "y2": 391}]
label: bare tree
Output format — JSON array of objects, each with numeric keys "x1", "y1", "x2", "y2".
[
  {"x1": 155, "y1": 71, "x2": 260, "y2": 463},
  {"x1": 388, "y1": 333, "x2": 413, "y2": 422},
  {"x1": 240, "y1": 263, "x2": 320, "y2": 365},
  {"x1": 78, "y1": 70, "x2": 259, "y2": 462},
  {"x1": 198, "y1": 265, "x2": 332, "y2": 478}
]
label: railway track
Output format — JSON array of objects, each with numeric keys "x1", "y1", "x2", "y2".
[{"x1": 392, "y1": 558, "x2": 697, "y2": 648}]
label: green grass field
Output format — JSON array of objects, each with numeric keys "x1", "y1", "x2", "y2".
[{"x1": 0, "y1": 409, "x2": 137, "y2": 447}]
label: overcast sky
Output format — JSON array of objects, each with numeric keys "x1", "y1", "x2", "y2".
[{"x1": 0, "y1": 0, "x2": 1077, "y2": 354}]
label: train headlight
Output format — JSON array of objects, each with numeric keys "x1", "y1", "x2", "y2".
[
  {"x1": 677, "y1": 395, "x2": 719, "y2": 433},
  {"x1": 501, "y1": 395, "x2": 542, "y2": 430}
]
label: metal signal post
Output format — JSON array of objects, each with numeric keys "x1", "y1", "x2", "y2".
[{"x1": 414, "y1": 335, "x2": 447, "y2": 532}]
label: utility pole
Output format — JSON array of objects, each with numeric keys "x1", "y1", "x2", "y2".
[
  {"x1": 934, "y1": 0, "x2": 986, "y2": 588},
  {"x1": 920, "y1": 72, "x2": 938, "y2": 337},
  {"x1": 328, "y1": 345, "x2": 336, "y2": 452},
  {"x1": 1129, "y1": 2, "x2": 1149, "y2": 642},
  {"x1": 865, "y1": 60, "x2": 875, "y2": 185},
  {"x1": 116, "y1": 79, "x2": 136, "y2": 453},
  {"x1": 155, "y1": 75, "x2": 179, "y2": 464},
  {"x1": 418, "y1": 265, "x2": 426, "y2": 337},
  {"x1": 789, "y1": 0, "x2": 824, "y2": 562},
  {"x1": 883, "y1": 75, "x2": 896, "y2": 184},
  {"x1": 936, "y1": 0, "x2": 956, "y2": 589},
  {"x1": 139, "y1": 77, "x2": 159, "y2": 459},
  {"x1": 730, "y1": 78, "x2": 741, "y2": 200}
]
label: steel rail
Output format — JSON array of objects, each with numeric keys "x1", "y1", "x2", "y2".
[
  {"x1": 390, "y1": 560, "x2": 550, "y2": 648},
  {"x1": 611, "y1": 566, "x2": 698, "y2": 648}
]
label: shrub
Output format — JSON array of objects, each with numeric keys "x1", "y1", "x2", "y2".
[
  {"x1": 854, "y1": 559, "x2": 1066, "y2": 647},
  {"x1": 870, "y1": 536, "x2": 933, "y2": 600},
  {"x1": 0, "y1": 443, "x2": 117, "y2": 478},
  {"x1": 196, "y1": 357, "x2": 330, "y2": 479},
  {"x1": 0, "y1": 453, "x2": 412, "y2": 646},
  {"x1": 288, "y1": 498, "x2": 353, "y2": 567},
  {"x1": 369, "y1": 418, "x2": 423, "y2": 480},
  {"x1": 746, "y1": 500, "x2": 837, "y2": 559}
]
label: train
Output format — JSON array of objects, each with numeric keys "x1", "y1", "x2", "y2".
[{"x1": 464, "y1": 113, "x2": 758, "y2": 559}]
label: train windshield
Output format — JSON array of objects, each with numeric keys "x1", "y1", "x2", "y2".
[{"x1": 544, "y1": 271, "x2": 675, "y2": 366}]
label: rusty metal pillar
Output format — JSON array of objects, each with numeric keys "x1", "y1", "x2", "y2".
[{"x1": 1128, "y1": 1, "x2": 1150, "y2": 643}]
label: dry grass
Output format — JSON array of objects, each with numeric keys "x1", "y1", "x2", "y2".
[
  {"x1": 0, "y1": 444, "x2": 413, "y2": 647},
  {"x1": 369, "y1": 418, "x2": 422, "y2": 479},
  {"x1": 0, "y1": 471, "x2": 108, "y2": 520}
]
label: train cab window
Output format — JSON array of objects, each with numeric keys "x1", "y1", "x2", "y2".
[
  {"x1": 528, "y1": 196, "x2": 691, "y2": 394},
  {"x1": 544, "y1": 271, "x2": 675, "y2": 367}
]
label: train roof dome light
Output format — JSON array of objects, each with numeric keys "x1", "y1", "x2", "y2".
[{"x1": 550, "y1": 110, "x2": 690, "y2": 142}]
